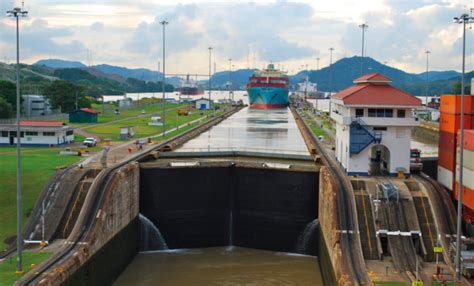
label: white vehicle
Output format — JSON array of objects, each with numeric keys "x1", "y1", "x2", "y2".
[{"x1": 83, "y1": 137, "x2": 97, "y2": 147}]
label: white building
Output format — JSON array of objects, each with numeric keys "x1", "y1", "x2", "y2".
[
  {"x1": 330, "y1": 73, "x2": 421, "y2": 176},
  {"x1": 22, "y1": 94, "x2": 52, "y2": 117},
  {"x1": 194, "y1": 98, "x2": 214, "y2": 110},
  {"x1": 0, "y1": 121, "x2": 74, "y2": 146}
]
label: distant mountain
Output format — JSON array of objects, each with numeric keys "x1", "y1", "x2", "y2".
[
  {"x1": 93, "y1": 64, "x2": 162, "y2": 82},
  {"x1": 34, "y1": 59, "x2": 86, "y2": 69},
  {"x1": 291, "y1": 56, "x2": 460, "y2": 96},
  {"x1": 416, "y1": 71, "x2": 460, "y2": 81},
  {"x1": 206, "y1": 69, "x2": 257, "y2": 89}
]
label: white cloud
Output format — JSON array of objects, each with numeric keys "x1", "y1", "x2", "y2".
[{"x1": 0, "y1": 0, "x2": 472, "y2": 74}]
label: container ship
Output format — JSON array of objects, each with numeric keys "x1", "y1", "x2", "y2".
[
  {"x1": 247, "y1": 64, "x2": 289, "y2": 109},
  {"x1": 179, "y1": 75, "x2": 204, "y2": 96},
  {"x1": 437, "y1": 94, "x2": 474, "y2": 235}
]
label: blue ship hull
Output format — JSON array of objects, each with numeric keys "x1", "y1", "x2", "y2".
[{"x1": 246, "y1": 86, "x2": 289, "y2": 109}]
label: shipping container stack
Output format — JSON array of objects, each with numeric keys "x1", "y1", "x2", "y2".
[
  {"x1": 455, "y1": 130, "x2": 474, "y2": 233},
  {"x1": 438, "y1": 94, "x2": 474, "y2": 192}
]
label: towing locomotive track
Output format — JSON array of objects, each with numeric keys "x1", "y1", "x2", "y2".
[
  {"x1": 19, "y1": 107, "x2": 243, "y2": 285},
  {"x1": 291, "y1": 106, "x2": 368, "y2": 285}
]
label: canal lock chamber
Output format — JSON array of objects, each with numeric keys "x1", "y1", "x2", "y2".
[{"x1": 138, "y1": 159, "x2": 319, "y2": 255}]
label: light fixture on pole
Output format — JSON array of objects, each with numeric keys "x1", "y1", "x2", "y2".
[
  {"x1": 328, "y1": 47, "x2": 334, "y2": 94},
  {"x1": 453, "y1": 13, "x2": 474, "y2": 282},
  {"x1": 6, "y1": 5, "x2": 28, "y2": 274},
  {"x1": 424, "y1": 50, "x2": 431, "y2": 107},
  {"x1": 228, "y1": 58, "x2": 232, "y2": 101},
  {"x1": 208, "y1": 47, "x2": 213, "y2": 102},
  {"x1": 359, "y1": 23, "x2": 368, "y2": 75},
  {"x1": 160, "y1": 20, "x2": 168, "y2": 137}
]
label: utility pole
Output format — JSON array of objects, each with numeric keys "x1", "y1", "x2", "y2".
[
  {"x1": 208, "y1": 47, "x2": 213, "y2": 103},
  {"x1": 160, "y1": 20, "x2": 168, "y2": 138},
  {"x1": 453, "y1": 13, "x2": 474, "y2": 282},
  {"x1": 359, "y1": 23, "x2": 369, "y2": 75},
  {"x1": 316, "y1": 57, "x2": 320, "y2": 70},
  {"x1": 425, "y1": 50, "x2": 431, "y2": 106},
  {"x1": 328, "y1": 47, "x2": 334, "y2": 95},
  {"x1": 7, "y1": 5, "x2": 28, "y2": 274}
]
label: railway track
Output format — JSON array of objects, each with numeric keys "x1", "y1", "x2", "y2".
[
  {"x1": 20, "y1": 107, "x2": 242, "y2": 285},
  {"x1": 416, "y1": 173, "x2": 456, "y2": 235},
  {"x1": 291, "y1": 107, "x2": 368, "y2": 285}
]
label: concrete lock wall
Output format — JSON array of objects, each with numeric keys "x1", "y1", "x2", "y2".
[
  {"x1": 58, "y1": 163, "x2": 140, "y2": 286},
  {"x1": 139, "y1": 166, "x2": 319, "y2": 253},
  {"x1": 319, "y1": 166, "x2": 345, "y2": 282}
]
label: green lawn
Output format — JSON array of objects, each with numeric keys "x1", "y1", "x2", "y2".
[
  {"x1": 0, "y1": 150, "x2": 82, "y2": 250},
  {"x1": 69, "y1": 102, "x2": 188, "y2": 127},
  {"x1": 0, "y1": 251, "x2": 52, "y2": 286},
  {"x1": 84, "y1": 107, "x2": 220, "y2": 141}
]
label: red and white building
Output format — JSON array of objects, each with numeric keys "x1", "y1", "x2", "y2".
[
  {"x1": 0, "y1": 121, "x2": 74, "y2": 146},
  {"x1": 330, "y1": 73, "x2": 421, "y2": 176}
]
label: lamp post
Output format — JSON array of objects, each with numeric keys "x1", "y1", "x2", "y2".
[
  {"x1": 316, "y1": 57, "x2": 320, "y2": 70},
  {"x1": 160, "y1": 20, "x2": 168, "y2": 137},
  {"x1": 453, "y1": 13, "x2": 473, "y2": 282},
  {"x1": 359, "y1": 23, "x2": 368, "y2": 75},
  {"x1": 208, "y1": 47, "x2": 212, "y2": 103},
  {"x1": 424, "y1": 50, "x2": 431, "y2": 106},
  {"x1": 328, "y1": 47, "x2": 334, "y2": 94},
  {"x1": 7, "y1": 6, "x2": 28, "y2": 274},
  {"x1": 228, "y1": 58, "x2": 232, "y2": 101}
]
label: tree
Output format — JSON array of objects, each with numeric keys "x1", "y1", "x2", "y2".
[
  {"x1": 452, "y1": 81, "x2": 470, "y2": 95},
  {"x1": 0, "y1": 80, "x2": 17, "y2": 108},
  {"x1": 44, "y1": 80, "x2": 91, "y2": 112},
  {"x1": 0, "y1": 97, "x2": 13, "y2": 119}
]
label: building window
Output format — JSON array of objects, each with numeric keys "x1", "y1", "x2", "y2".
[
  {"x1": 368, "y1": 109, "x2": 376, "y2": 117},
  {"x1": 43, "y1": 132, "x2": 55, "y2": 136},
  {"x1": 26, "y1": 131, "x2": 38, "y2": 136},
  {"x1": 373, "y1": 127, "x2": 387, "y2": 131},
  {"x1": 9, "y1": 131, "x2": 24, "y2": 137},
  {"x1": 368, "y1": 108, "x2": 393, "y2": 118},
  {"x1": 355, "y1": 109, "x2": 364, "y2": 117},
  {"x1": 1, "y1": 131, "x2": 7, "y2": 137},
  {"x1": 397, "y1": 109, "x2": 406, "y2": 118},
  {"x1": 66, "y1": 130, "x2": 74, "y2": 136}
]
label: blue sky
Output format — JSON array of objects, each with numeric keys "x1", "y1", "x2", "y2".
[{"x1": 0, "y1": 0, "x2": 472, "y2": 74}]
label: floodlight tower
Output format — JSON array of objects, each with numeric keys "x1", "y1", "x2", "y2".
[
  {"x1": 453, "y1": 13, "x2": 474, "y2": 282},
  {"x1": 160, "y1": 20, "x2": 168, "y2": 137},
  {"x1": 359, "y1": 23, "x2": 368, "y2": 75},
  {"x1": 6, "y1": 5, "x2": 28, "y2": 274}
]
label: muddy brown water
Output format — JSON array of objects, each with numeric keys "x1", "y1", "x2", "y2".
[{"x1": 113, "y1": 247, "x2": 323, "y2": 286}]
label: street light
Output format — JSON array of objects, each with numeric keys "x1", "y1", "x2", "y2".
[
  {"x1": 228, "y1": 58, "x2": 233, "y2": 103},
  {"x1": 453, "y1": 13, "x2": 474, "y2": 282},
  {"x1": 359, "y1": 23, "x2": 368, "y2": 75},
  {"x1": 6, "y1": 5, "x2": 28, "y2": 274},
  {"x1": 160, "y1": 20, "x2": 168, "y2": 138},
  {"x1": 328, "y1": 47, "x2": 334, "y2": 94},
  {"x1": 208, "y1": 47, "x2": 213, "y2": 102},
  {"x1": 424, "y1": 50, "x2": 431, "y2": 107},
  {"x1": 316, "y1": 57, "x2": 320, "y2": 70}
]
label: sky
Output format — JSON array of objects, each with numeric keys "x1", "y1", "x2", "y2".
[{"x1": 0, "y1": 0, "x2": 473, "y2": 75}]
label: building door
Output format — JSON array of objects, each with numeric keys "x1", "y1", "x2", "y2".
[
  {"x1": 200, "y1": 103, "x2": 206, "y2": 110},
  {"x1": 9, "y1": 136, "x2": 14, "y2": 145}
]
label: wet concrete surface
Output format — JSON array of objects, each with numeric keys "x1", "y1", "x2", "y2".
[{"x1": 176, "y1": 107, "x2": 309, "y2": 156}]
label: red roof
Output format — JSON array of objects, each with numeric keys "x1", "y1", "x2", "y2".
[
  {"x1": 353, "y1": 73, "x2": 392, "y2": 83},
  {"x1": 20, "y1": 121, "x2": 65, "y2": 127},
  {"x1": 79, "y1": 108, "x2": 99, "y2": 114},
  {"x1": 332, "y1": 74, "x2": 421, "y2": 106}
]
